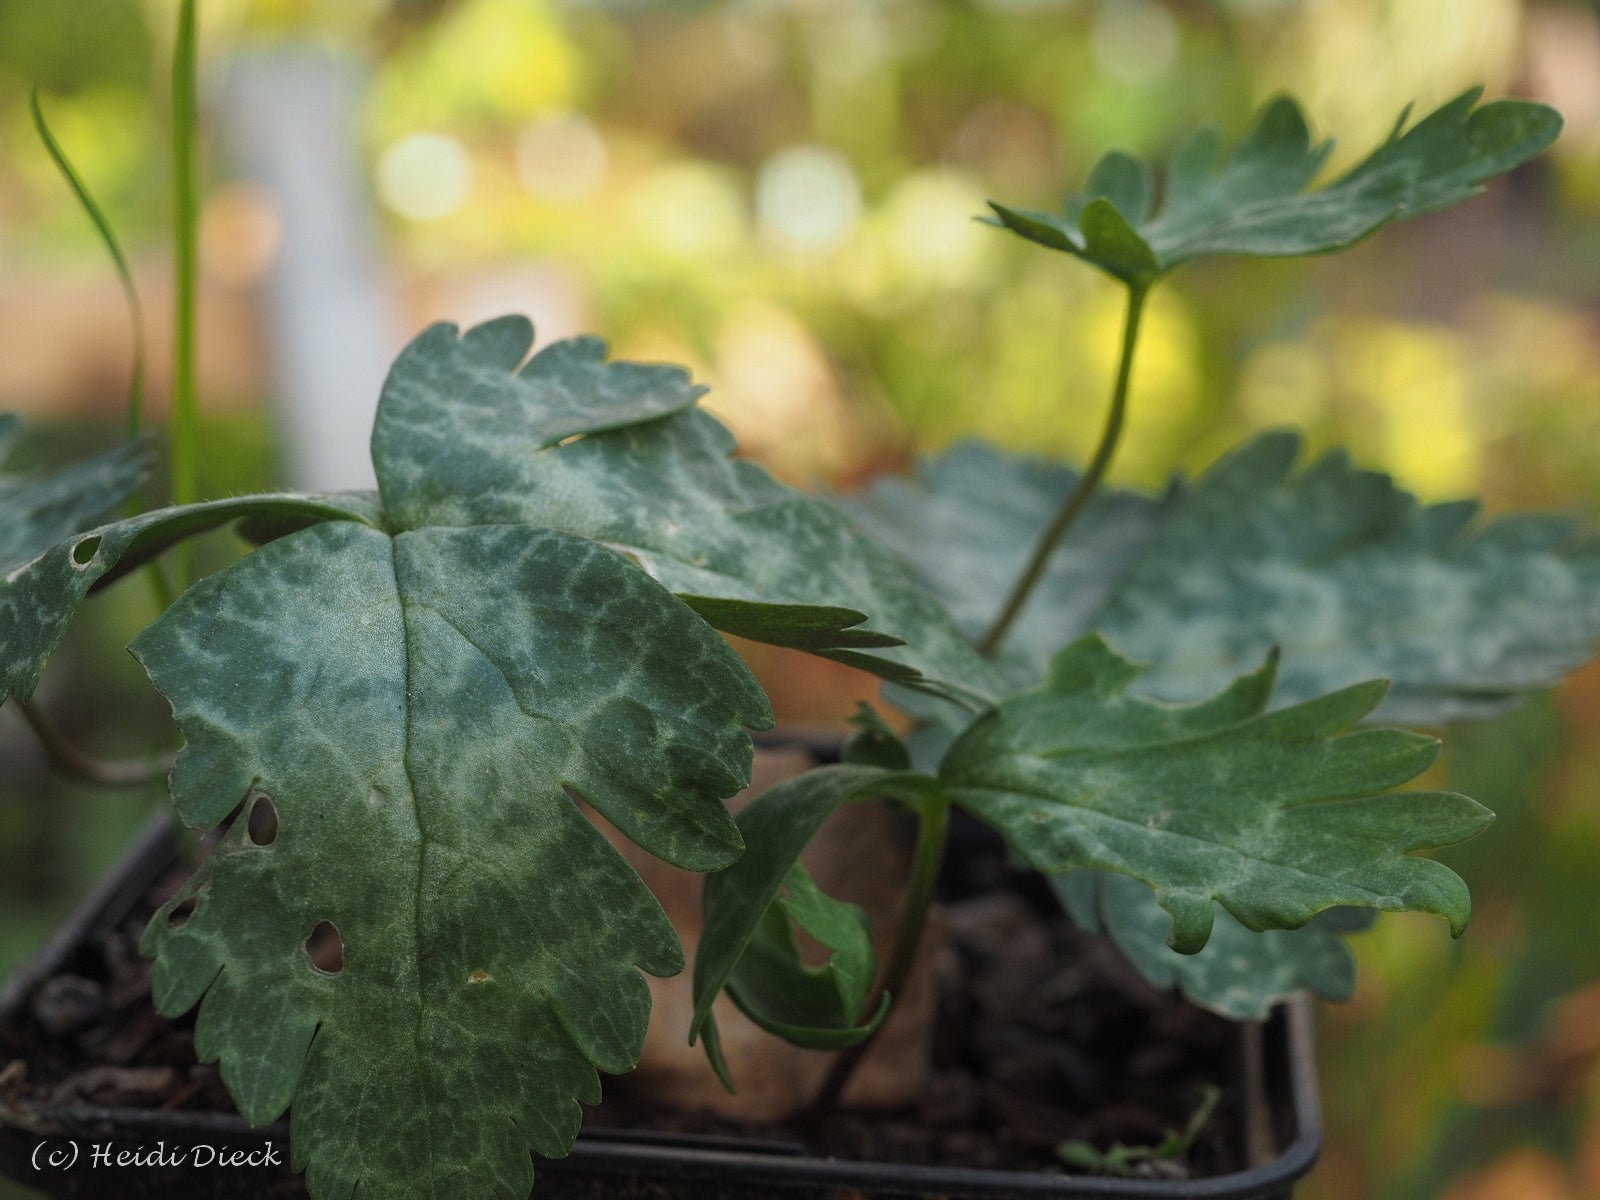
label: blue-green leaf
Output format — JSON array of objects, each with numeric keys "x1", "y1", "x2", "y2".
[
  {"x1": 844, "y1": 440, "x2": 1158, "y2": 660},
  {"x1": 0, "y1": 416, "x2": 150, "y2": 576},
  {"x1": 850, "y1": 433, "x2": 1600, "y2": 724},
  {"x1": 0, "y1": 414, "x2": 374, "y2": 705},
  {"x1": 988, "y1": 89, "x2": 1562, "y2": 284},
  {"x1": 940, "y1": 636, "x2": 1492, "y2": 955},
  {"x1": 372, "y1": 318, "x2": 1002, "y2": 707},
  {"x1": 1053, "y1": 870, "x2": 1373, "y2": 1020},
  {"x1": 135, "y1": 519, "x2": 771, "y2": 1199}
]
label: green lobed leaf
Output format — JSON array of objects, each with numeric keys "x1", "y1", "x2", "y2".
[
  {"x1": 940, "y1": 635, "x2": 1492, "y2": 955},
  {"x1": 844, "y1": 439, "x2": 1159, "y2": 660},
  {"x1": 1089, "y1": 434, "x2": 1600, "y2": 721},
  {"x1": 115, "y1": 316, "x2": 1047, "y2": 1197},
  {"x1": 723, "y1": 864, "x2": 889, "y2": 1054},
  {"x1": 1052, "y1": 870, "x2": 1373, "y2": 1020},
  {"x1": 849, "y1": 432, "x2": 1600, "y2": 724},
  {"x1": 988, "y1": 89, "x2": 1562, "y2": 285},
  {"x1": 372, "y1": 317, "x2": 1002, "y2": 706},
  {"x1": 0, "y1": 415, "x2": 151, "y2": 575},
  {"x1": 0, "y1": 422, "x2": 375, "y2": 706},
  {"x1": 135, "y1": 519, "x2": 772, "y2": 1200},
  {"x1": 690, "y1": 763, "x2": 937, "y2": 1088}
]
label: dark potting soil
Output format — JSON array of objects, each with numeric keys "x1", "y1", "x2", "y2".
[{"x1": 0, "y1": 830, "x2": 1246, "y2": 1188}]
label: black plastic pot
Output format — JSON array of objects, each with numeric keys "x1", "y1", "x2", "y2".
[{"x1": 1, "y1": 811, "x2": 1323, "y2": 1200}]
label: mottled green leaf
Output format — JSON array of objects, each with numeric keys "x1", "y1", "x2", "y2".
[
  {"x1": 940, "y1": 636, "x2": 1491, "y2": 954},
  {"x1": 988, "y1": 89, "x2": 1562, "y2": 284},
  {"x1": 844, "y1": 440, "x2": 1159, "y2": 657},
  {"x1": 850, "y1": 433, "x2": 1600, "y2": 723},
  {"x1": 690, "y1": 764, "x2": 936, "y2": 1087},
  {"x1": 135, "y1": 519, "x2": 771, "y2": 1199},
  {"x1": 1, "y1": 484, "x2": 378, "y2": 706},
  {"x1": 1098, "y1": 435, "x2": 1600, "y2": 722},
  {"x1": 0, "y1": 415, "x2": 150, "y2": 574},
  {"x1": 372, "y1": 317, "x2": 1001, "y2": 706},
  {"x1": 1052, "y1": 870, "x2": 1373, "y2": 1020}
]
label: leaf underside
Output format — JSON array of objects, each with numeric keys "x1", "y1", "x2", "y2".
[
  {"x1": 940, "y1": 636, "x2": 1492, "y2": 955},
  {"x1": 1051, "y1": 870, "x2": 1372, "y2": 1021},
  {"x1": 987, "y1": 88, "x2": 1562, "y2": 284},
  {"x1": 849, "y1": 433, "x2": 1600, "y2": 725}
]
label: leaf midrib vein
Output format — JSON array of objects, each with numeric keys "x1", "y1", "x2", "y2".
[
  {"x1": 388, "y1": 537, "x2": 441, "y2": 1194},
  {"x1": 950, "y1": 778, "x2": 1399, "y2": 905}
]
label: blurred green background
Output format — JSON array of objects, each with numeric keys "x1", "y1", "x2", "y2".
[{"x1": 1, "y1": 1, "x2": 1599, "y2": 1197}]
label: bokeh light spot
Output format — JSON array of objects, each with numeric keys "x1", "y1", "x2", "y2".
[
  {"x1": 756, "y1": 146, "x2": 862, "y2": 254},
  {"x1": 378, "y1": 132, "x2": 474, "y2": 222},
  {"x1": 516, "y1": 114, "x2": 608, "y2": 203},
  {"x1": 1090, "y1": 0, "x2": 1180, "y2": 86}
]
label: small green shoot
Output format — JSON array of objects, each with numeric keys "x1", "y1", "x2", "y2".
[{"x1": 1056, "y1": 1085, "x2": 1221, "y2": 1177}]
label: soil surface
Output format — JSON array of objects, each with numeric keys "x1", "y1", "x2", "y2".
[{"x1": 1, "y1": 815, "x2": 1248, "y2": 1189}]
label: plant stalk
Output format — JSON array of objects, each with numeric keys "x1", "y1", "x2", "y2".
[
  {"x1": 977, "y1": 282, "x2": 1149, "y2": 657},
  {"x1": 15, "y1": 700, "x2": 171, "y2": 789},
  {"x1": 30, "y1": 87, "x2": 176, "y2": 614},
  {"x1": 170, "y1": 0, "x2": 201, "y2": 586},
  {"x1": 30, "y1": 87, "x2": 147, "y2": 440},
  {"x1": 810, "y1": 793, "x2": 950, "y2": 1116}
]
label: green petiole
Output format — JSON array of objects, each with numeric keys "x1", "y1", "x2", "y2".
[{"x1": 978, "y1": 280, "x2": 1148, "y2": 657}]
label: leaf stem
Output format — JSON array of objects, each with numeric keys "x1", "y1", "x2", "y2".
[
  {"x1": 30, "y1": 87, "x2": 147, "y2": 440},
  {"x1": 977, "y1": 282, "x2": 1149, "y2": 657},
  {"x1": 30, "y1": 86, "x2": 176, "y2": 614},
  {"x1": 810, "y1": 791, "x2": 950, "y2": 1116},
  {"x1": 15, "y1": 700, "x2": 172, "y2": 789},
  {"x1": 170, "y1": 0, "x2": 201, "y2": 587}
]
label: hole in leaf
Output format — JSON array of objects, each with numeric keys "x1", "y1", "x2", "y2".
[
  {"x1": 247, "y1": 796, "x2": 279, "y2": 846},
  {"x1": 304, "y1": 921, "x2": 344, "y2": 975},
  {"x1": 71, "y1": 535, "x2": 102, "y2": 566},
  {"x1": 167, "y1": 897, "x2": 197, "y2": 928},
  {"x1": 366, "y1": 786, "x2": 387, "y2": 808},
  {"x1": 468, "y1": 970, "x2": 492, "y2": 984}
]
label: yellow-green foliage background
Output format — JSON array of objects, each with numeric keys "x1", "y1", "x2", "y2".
[{"x1": 1, "y1": 2, "x2": 1598, "y2": 1197}]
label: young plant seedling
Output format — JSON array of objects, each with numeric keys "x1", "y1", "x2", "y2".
[
  {"x1": 1056, "y1": 1084, "x2": 1221, "y2": 1177},
  {"x1": 1, "y1": 73, "x2": 1589, "y2": 1200},
  {"x1": 695, "y1": 87, "x2": 1593, "y2": 1112}
]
